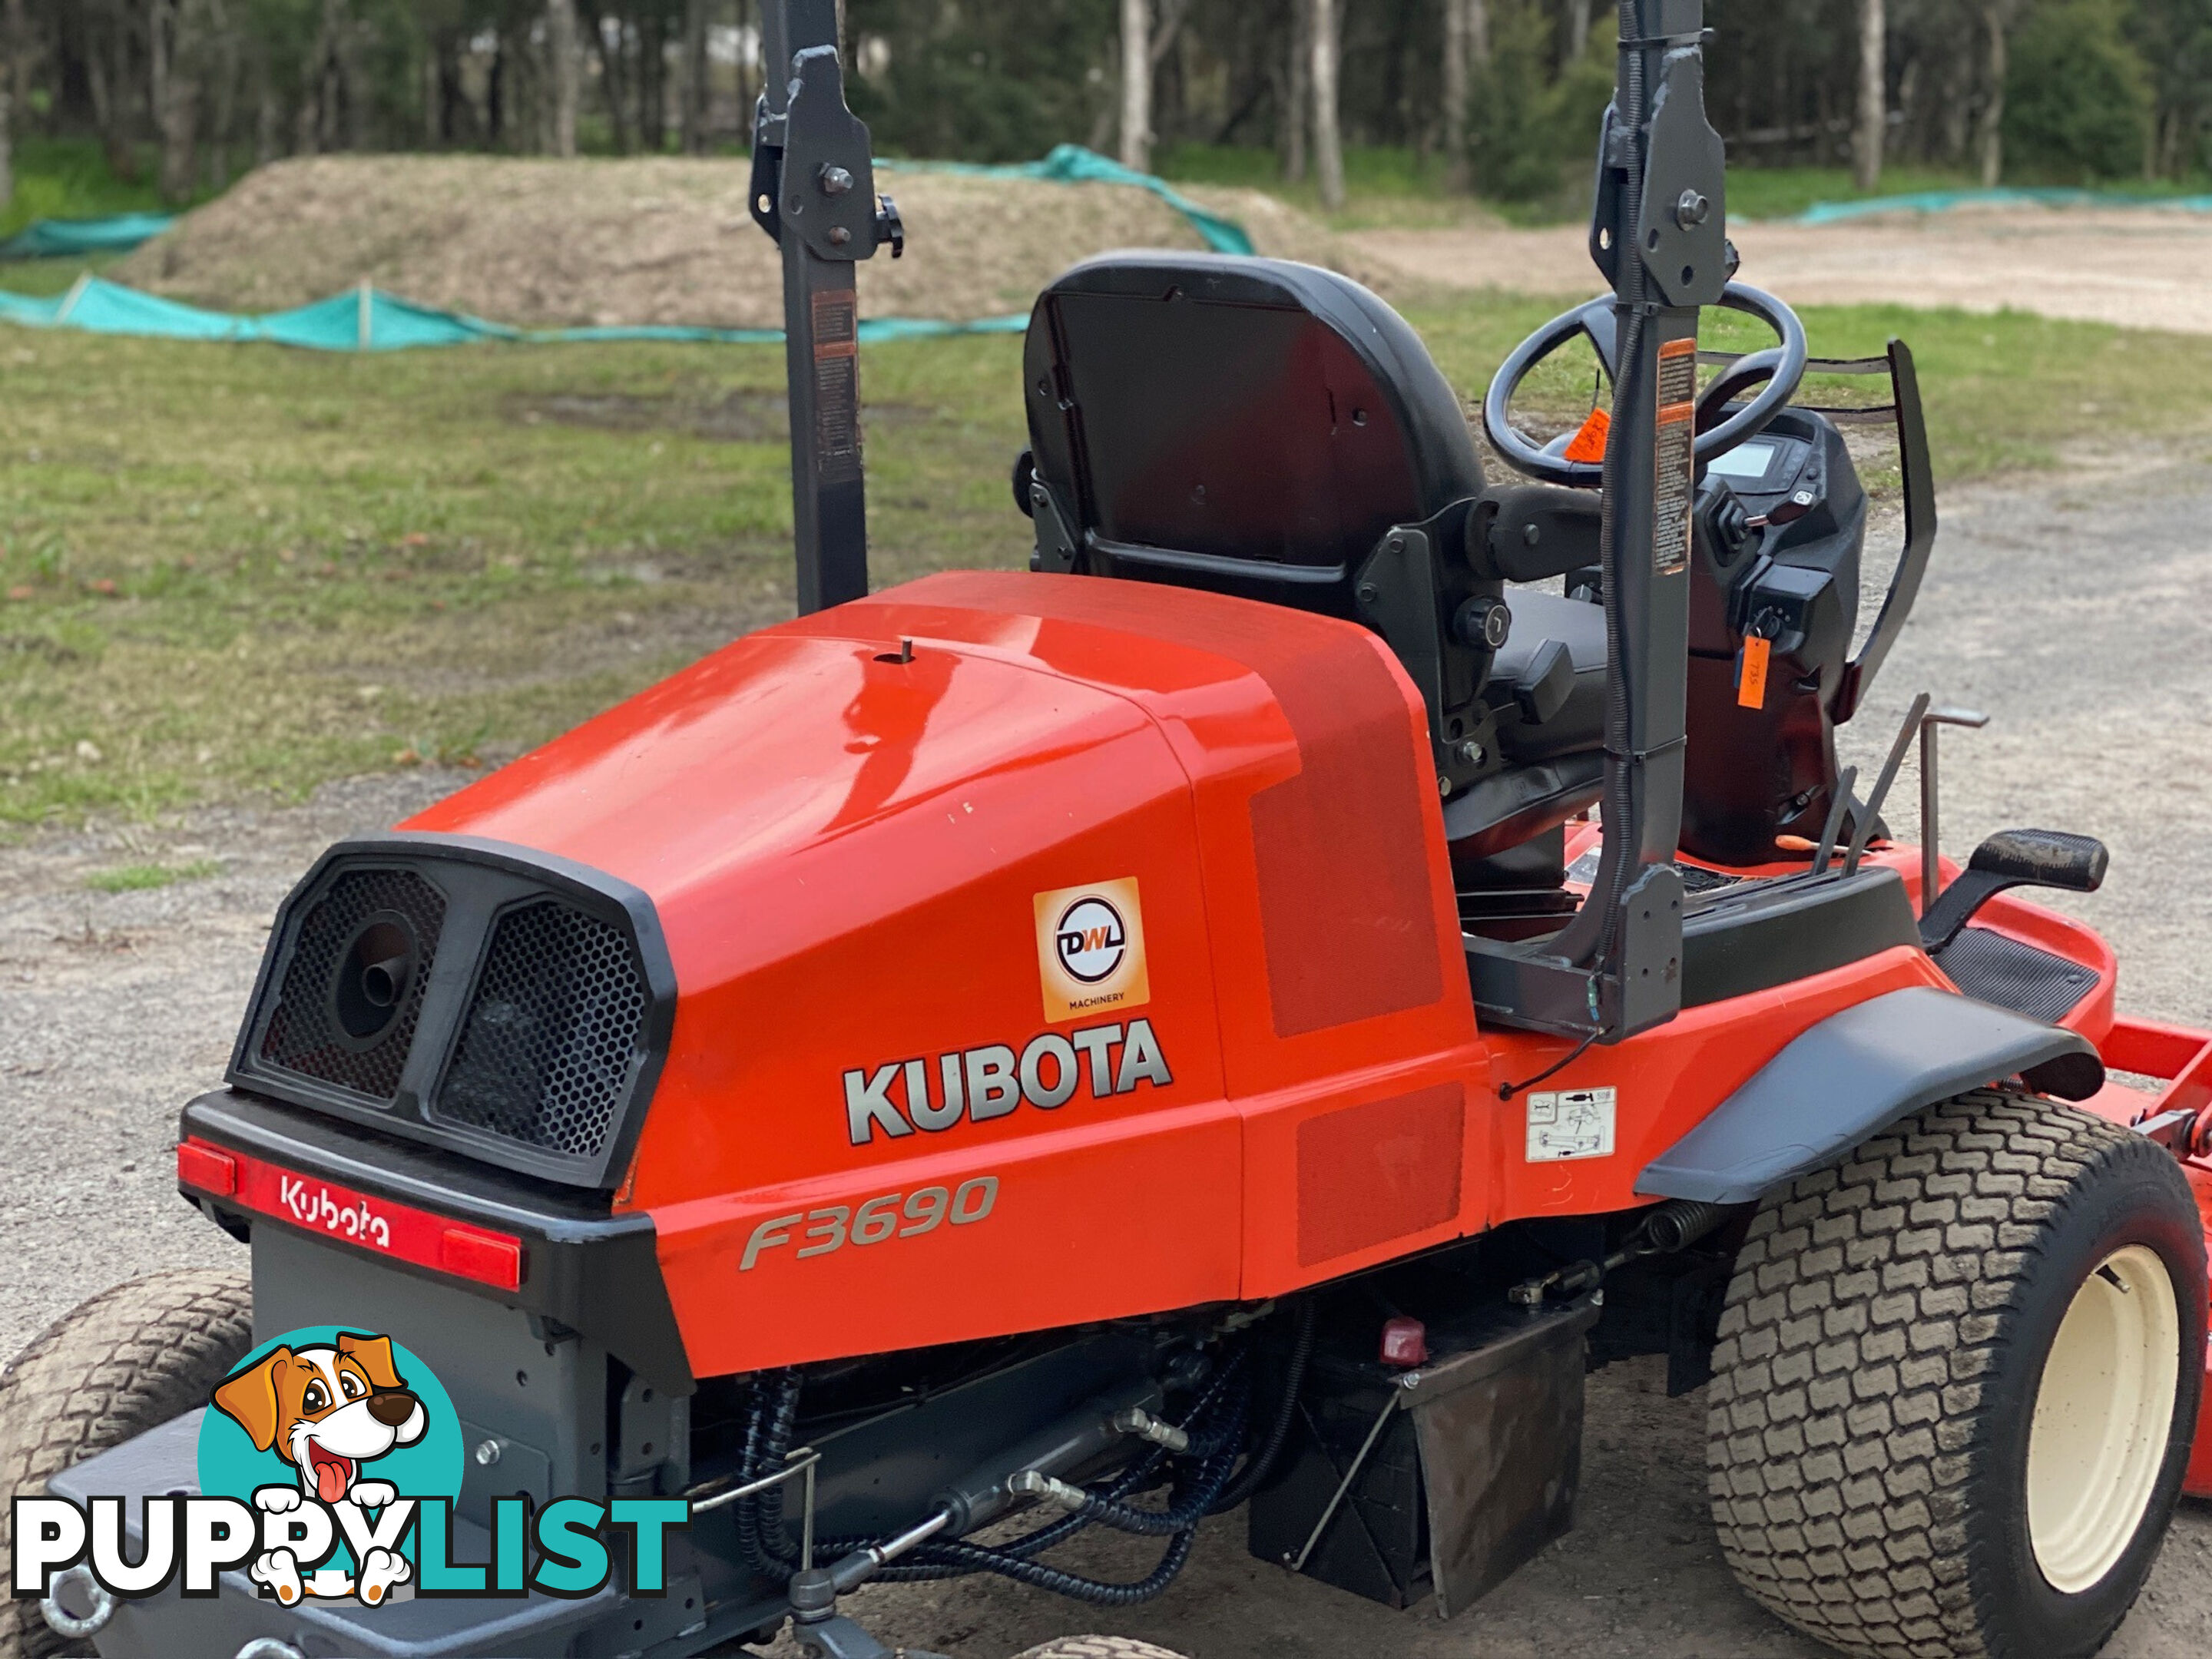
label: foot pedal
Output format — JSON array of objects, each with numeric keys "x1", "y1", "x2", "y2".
[{"x1": 1921, "y1": 829, "x2": 2109, "y2": 952}]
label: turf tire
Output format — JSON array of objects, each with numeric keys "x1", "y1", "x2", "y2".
[
  {"x1": 0, "y1": 1270, "x2": 253, "y2": 1659},
  {"x1": 1707, "y1": 1090, "x2": 2204, "y2": 1659},
  {"x1": 1010, "y1": 1641, "x2": 1192, "y2": 1659}
]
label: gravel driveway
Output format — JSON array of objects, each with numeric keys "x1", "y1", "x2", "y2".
[
  {"x1": 3, "y1": 450, "x2": 2209, "y2": 1657},
  {"x1": 1363, "y1": 204, "x2": 2212, "y2": 334}
]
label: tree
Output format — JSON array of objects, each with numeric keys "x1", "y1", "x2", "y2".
[
  {"x1": 1442, "y1": 0, "x2": 1468, "y2": 190},
  {"x1": 2005, "y1": 0, "x2": 2153, "y2": 181},
  {"x1": 1565, "y1": 0, "x2": 1590, "y2": 62},
  {"x1": 1280, "y1": 0, "x2": 1309, "y2": 180},
  {"x1": 680, "y1": 0, "x2": 708, "y2": 152},
  {"x1": 1853, "y1": 0, "x2": 1883, "y2": 190},
  {"x1": 151, "y1": 0, "x2": 202, "y2": 204},
  {"x1": 1310, "y1": 0, "x2": 1342, "y2": 208},
  {"x1": 1119, "y1": 0, "x2": 1148, "y2": 167},
  {"x1": 0, "y1": 0, "x2": 25, "y2": 211},
  {"x1": 1977, "y1": 0, "x2": 2016, "y2": 187},
  {"x1": 1440, "y1": 0, "x2": 1491, "y2": 193},
  {"x1": 546, "y1": 0, "x2": 579, "y2": 156}
]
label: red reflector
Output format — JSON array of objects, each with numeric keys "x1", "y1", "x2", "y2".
[
  {"x1": 441, "y1": 1227, "x2": 525, "y2": 1293},
  {"x1": 185, "y1": 1143, "x2": 526, "y2": 1293},
  {"x1": 176, "y1": 1138, "x2": 239, "y2": 1197},
  {"x1": 1379, "y1": 1316, "x2": 1429, "y2": 1368}
]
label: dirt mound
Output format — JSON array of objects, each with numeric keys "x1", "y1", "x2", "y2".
[{"x1": 114, "y1": 155, "x2": 1401, "y2": 329}]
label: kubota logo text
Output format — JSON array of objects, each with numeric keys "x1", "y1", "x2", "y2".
[
  {"x1": 279, "y1": 1177, "x2": 392, "y2": 1251},
  {"x1": 842, "y1": 1018, "x2": 1172, "y2": 1145}
]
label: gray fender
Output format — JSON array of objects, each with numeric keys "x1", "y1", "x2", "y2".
[{"x1": 1634, "y1": 986, "x2": 2106, "y2": 1206}]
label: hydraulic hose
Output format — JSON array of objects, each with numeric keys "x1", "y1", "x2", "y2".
[
  {"x1": 734, "y1": 1340, "x2": 1253, "y2": 1603},
  {"x1": 1208, "y1": 1297, "x2": 1317, "y2": 1515}
]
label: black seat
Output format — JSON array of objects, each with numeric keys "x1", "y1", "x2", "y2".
[
  {"x1": 1018, "y1": 252, "x2": 1610, "y2": 870},
  {"x1": 1019, "y1": 253, "x2": 1484, "y2": 615}
]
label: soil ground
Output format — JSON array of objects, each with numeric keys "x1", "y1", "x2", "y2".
[
  {"x1": 1362, "y1": 203, "x2": 2212, "y2": 335},
  {"x1": 4, "y1": 445, "x2": 2210, "y2": 1656},
  {"x1": 109, "y1": 155, "x2": 1398, "y2": 328}
]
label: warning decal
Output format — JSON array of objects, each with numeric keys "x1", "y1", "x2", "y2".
[
  {"x1": 812, "y1": 286, "x2": 863, "y2": 485},
  {"x1": 1525, "y1": 1086, "x2": 1618, "y2": 1162},
  {"x1": 1653, "y1": 336, "x2": 1697, "y2": 576}
]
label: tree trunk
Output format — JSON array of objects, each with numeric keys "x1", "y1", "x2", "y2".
[
  {"x1": 639, "y1": 8, "x2": 664, "y2": 151},
  {"x1": 338, "y1": 3, "x2": 366, "y2": 151},
  {"x1": 1978, "y1": 0, "x2": 2006, "y2": 188},
  {"x1": 1566, "y1": 0, "x2": 1590, "y2": 61},
  {"x1": 1310, "y1": 0, "x2": 1343, "y2": 210},
  {"x1": 3, "y1": 0, "x2": 28, "y2": 178},
  {"x1": 1119, "y1": 0, "x2": 1149, "y2": 171},
  {"x1": 254, "y1": 59, "x2": 278, "y2": 164},
  {"x1": 88, "y1": 5, "x2": 137, "y2": 181},
  {"x1": 581, "y1": 1, "x2": 632, "y2": 154},
  {"x1": 203, "y1": 0, "x2": 235, "y2": 190},
  {"x1": 1442, "y1": 0, "x2": 1467, "y2": 192},
  {"x1": 680, "y1": 0, "x2": 708, "y2": 154},
  {"x1": 547, "y1": 0, "x2": 580, "y2": 157},
  {"x1": 1283, "y1": 0, "x2": 1309, "y2": 181},
  {"x1": 151, "y1": 0, "x2": 200, "y2": 205},
  {"x1": 1469, "y1": 0, "x2": 1489, "y2": 67},
  {"x1": 487, "y1": 31, "x2": 507, "y2": 148},
  {"x1": 1853, "y1": 0, "x2": 1883, "y2": 191}
]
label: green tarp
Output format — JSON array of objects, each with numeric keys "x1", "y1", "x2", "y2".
[
  {"x1": 880, "y1": 144, "x2": 1256, "y2": 256},
  {"x1": 0, "y1": 276, "x2": 1027, "y2": 352},
  {"x1": 1797, "y1": 187, "x2": 2212, "y2": 225},
  {"x1": 0, "y1": 211, "x2": 176, "y2": 260}
]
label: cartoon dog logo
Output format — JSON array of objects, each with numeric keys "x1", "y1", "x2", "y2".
[{"x1": 210, "y1": 1332, "x2": 427, "y2": 1604}]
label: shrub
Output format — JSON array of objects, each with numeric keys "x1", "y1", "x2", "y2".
[{"x1": 2004, "y1": 0, "x2": 2154, "y2": 181}]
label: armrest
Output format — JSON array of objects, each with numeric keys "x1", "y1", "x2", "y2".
[{"x1": 1470, "y1": 485, "x2": 1604, "y2": 584}]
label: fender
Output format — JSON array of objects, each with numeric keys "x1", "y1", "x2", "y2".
[{"x1": 1635, "y1": 987, "x2": 2105, "y2": 1205}]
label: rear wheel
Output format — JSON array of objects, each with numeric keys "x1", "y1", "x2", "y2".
[
  {"x1": 0, "y1": 1270, "x2": 253, "y2": 1659},
  {"x1": 1707, "y1": 1090, "x2": 2204, "y2": 1659}
]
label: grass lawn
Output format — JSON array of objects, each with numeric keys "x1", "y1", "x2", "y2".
[{"x1": 5, "y1": 290, "x2": 2210, "y2": 833}]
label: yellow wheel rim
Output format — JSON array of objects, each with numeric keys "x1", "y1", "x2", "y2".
[{"x1": 2026, "y1": 1243, "x2": 2181, "y2": 1594}]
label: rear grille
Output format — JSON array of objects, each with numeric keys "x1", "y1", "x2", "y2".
[
  {"x1": 258, "y1": 869, "x2": 446, "y2": 1101},
  {"x1": 434, "y1": 900, "x2": 650, "y2": 1161}
]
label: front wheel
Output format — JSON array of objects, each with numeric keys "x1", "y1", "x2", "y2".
[
  {"x1": 1707, "y1": 1090, "x2": 2205, "y2": 1659},
  {"x1": 1012, "y1": 1641, "x2": 1193, "y2": 1658}
]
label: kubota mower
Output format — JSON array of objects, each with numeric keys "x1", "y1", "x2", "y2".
[{"x1": 8, "y1": 2, "x2": 2212, "y2": 1657}]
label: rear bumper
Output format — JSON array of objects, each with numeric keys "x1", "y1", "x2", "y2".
[{"x1": 179, "y1": 1088, "x2": 692, "y2": 1395}]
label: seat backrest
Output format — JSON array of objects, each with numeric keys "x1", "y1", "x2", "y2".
[{"x1": 1022, "y1": 253, "x2": 1484, "y2": 618}]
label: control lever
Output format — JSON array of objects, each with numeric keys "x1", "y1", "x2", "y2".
[
  {"x1": 1916, "y1": 705, "x2": 1991, "y2": 913},
  {"x1": 1843, "y1": 693, "x2": 1930, "y2": 875}
]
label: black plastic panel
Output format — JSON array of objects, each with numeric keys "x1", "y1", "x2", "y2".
[
  {"x1": 257, "y1": 866, "x2": 446, "y2": 1103},
  {"x1": 436, "y1": 899, "x2": 651, "y2": 1161},
  {"x1": 230, "y1": 833, "x2": 677, "y2": 1189}
]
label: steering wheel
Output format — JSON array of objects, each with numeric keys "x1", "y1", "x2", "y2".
[{"x1": 1482, "y1": 282, "x2": 1810, "y2": 489}]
